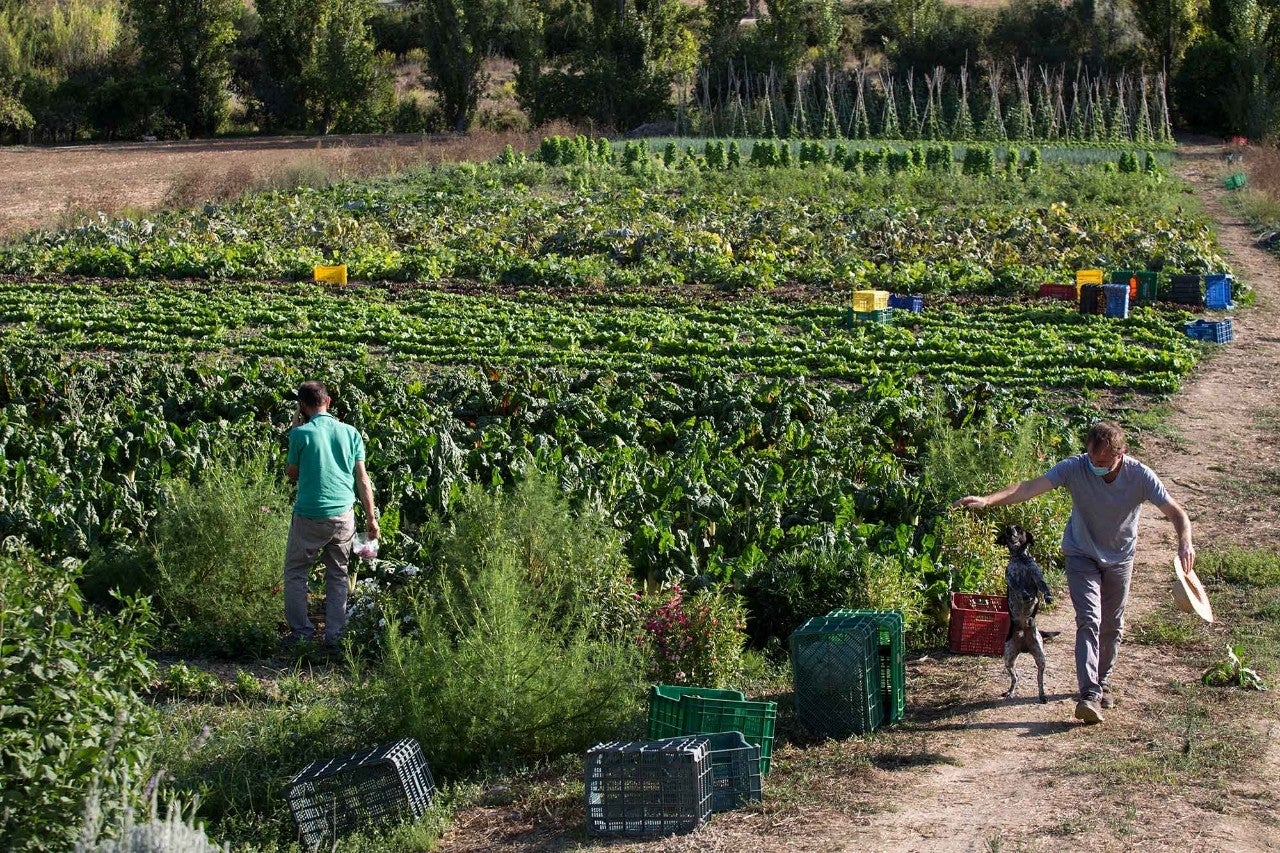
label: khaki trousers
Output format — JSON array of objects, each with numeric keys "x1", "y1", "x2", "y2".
[{"x1": 283, "y1": 511, "x2": 355, "y2": 644}]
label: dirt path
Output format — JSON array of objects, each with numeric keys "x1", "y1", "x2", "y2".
[{"x1": 435, "y1": 142, "x2": 1280, "y2": 852}]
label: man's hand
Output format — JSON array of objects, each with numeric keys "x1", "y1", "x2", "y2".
[
  {"x1": 953, "y1": 496, "x2": 987, "y2": 510},
  {"x1": 366, "y1": 518, "x2": 381, "y2": 541},
  {"x1": 1178, "y1": 542, "x2": 1196, "y2": 574}
]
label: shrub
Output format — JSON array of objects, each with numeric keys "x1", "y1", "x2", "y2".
[
  {"x1": 0, "y1": 550, "x2": 157, "y2": 851},
  {"x1": 641, "y1": 585, "x2": 747, "y2": 688},
  {"x1": 428, "y1": 473, "x2": 641, "y2": 639},
  {"x1": 152, "y1": 457, "x2": 292, "y2": 658},
  {"x1": 962, "y1": 144, "x2": 996, "y2": 177},
  {"x1": 352, "y1": 545, "x2": 643, "y2": 777}
]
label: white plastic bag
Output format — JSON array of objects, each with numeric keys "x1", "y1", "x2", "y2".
[{"x1": 352, "y1": 533, "x2": 379, "y2": 559}]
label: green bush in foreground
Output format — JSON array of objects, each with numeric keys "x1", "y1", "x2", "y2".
[
  {"x1": 152, "y1": 456, "x2": 292, "y2": 658},
  {"x1": 354, "y1": 476, "x2": 644, "y2": 777},
  {"x1": 0, "y1": 551, "x2": 157, "y2": 852}
]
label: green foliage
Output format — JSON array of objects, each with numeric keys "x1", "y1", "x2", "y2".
[
  {"x1": 1118, "y1": 150, "x2": 1140, "y2": 174},
  {"x1": 419, "y1": 0, "x2": 516, "y2": 131},
  {"x1": 152, "y1": 456, "x2": 292, "y2": 658},
  {"x1": 351, "y1": 489, "x2": 644, "y2": 775},
  {"x1": 1202, "y1": 644, "x2": 1268, "y2": 690},
  {"x1": 641, "y1": 585, "x2": 746, "y2": 687},
  {"x1": 126, "y1": 0, "x2": 239, "y2": 136},
  {"x1": 1201, "y1": 547, "x2": 1280, "y2": 587},
  {"x1": 961, "y1": 144, "x2": 995, "y2": 177},
  {"x1": 0, "y1": 550, "x2": 157, "y2": 851}
]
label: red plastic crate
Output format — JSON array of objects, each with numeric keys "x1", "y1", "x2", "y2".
[
  {"x1": 1037, "y1": 283, "x2": 1077, "y2": 301},
  {"x1": 948, "y1": 593, "x2": 1009, "y2": 656}
]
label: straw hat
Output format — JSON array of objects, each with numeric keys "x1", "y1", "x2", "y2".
[{"x1": 1172, "y1": 555, "x2": 1213, "y2": 623}]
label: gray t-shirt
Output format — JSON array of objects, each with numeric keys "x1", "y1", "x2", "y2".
[{"x1": 1044, "y1": 454, "x2": 1171, "y2": 566}]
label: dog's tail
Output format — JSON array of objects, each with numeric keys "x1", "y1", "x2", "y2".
[{"x1": 1039, "y1": 630, "x2": 1061, "y2": 641}]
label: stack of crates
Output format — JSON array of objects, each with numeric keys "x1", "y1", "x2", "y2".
[
  {"x1": 888, "y1": 294, "x2": 924, "y2": 313},
  {"x1": 287, "y1": 739, "x2": 436, "y2": 851},
  {"x1": 850, "y1": 289, "x2": 894, "y2": 325},
  {"x1": 1133, "y1": 270, "x2": 1159, "y2": 305},
  {"x1": 1102, "y1": 283, "x2": 1130, "y2": 319},
  {"x1": 826, "y1": 609, "x2": 906, "y2": 725},
  {"x1": 646, "y1": 685, "x2": 777, "y2": 774},
  {"x1": 1204, "y1": 274, "x2": 1234, "y2": 310},
  {"x1": 1078, "y1": 284, "x2": 1107, "y2": 316},
  {"x1": 947, "y1": 593, "x2": 1010, "y2": 656},
  {"x1": 790, "y1": 615, "x2": 883, "y2": 738},
  {"x1": 584, "y1": 737, "x2": 713, "y2": 836},
  {"x1": 1169, "y1": 273, "x2": 1203, "y2": 306},
  {"x1": 1184, "y1": 318, "x2": 1234, "y2": 344}
]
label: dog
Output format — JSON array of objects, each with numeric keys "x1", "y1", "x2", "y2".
[{"x1": 995, "y1": 524, "x2": 1055, "y2": 703}]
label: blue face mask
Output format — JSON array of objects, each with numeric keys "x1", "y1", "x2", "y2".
[{"x1": 1089, "y1": 462, "x2": 1112, "y2": 476}]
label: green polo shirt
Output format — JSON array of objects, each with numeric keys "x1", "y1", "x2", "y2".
[{"x1": 287, "y1": 412, "x2": 365, "y2": 519}]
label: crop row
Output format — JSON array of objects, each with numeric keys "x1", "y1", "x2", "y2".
[
  {"x1": 0, "y1": 280, "x2": 1201, "y2": 393},
  {"x1": 0, "y1": 157, "x2": 1227, "y2": 294}
]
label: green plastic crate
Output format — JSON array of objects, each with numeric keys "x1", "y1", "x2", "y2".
[
  {"x1": 1134, "y1": 270, "x2": 1159, "y2": 305},
  {"x1": 827, "y1": 609, "x2": 906, "y2": 724},
  {"x1": 847, "y1": 307, "x2": 894, "y2": 325},
  {"x1": 790, "y1": 616, "x2": 882, "y2": 738},
  {"x1": 647, "y1": 685, "x2": 744, "y2": 741},
  {"x1": 647, "y1": 686, "x2": 777, "y2": 774}
]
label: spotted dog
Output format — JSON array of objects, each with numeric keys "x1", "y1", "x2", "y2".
[{"x1": 996, "y1": 524, "x2": 1054, "y2": 703}]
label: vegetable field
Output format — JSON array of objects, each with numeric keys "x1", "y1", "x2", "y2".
[{"x1": 0, "y1": 139, "x2": 1237, "y2": 850}]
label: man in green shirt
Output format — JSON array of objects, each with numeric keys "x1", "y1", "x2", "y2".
[{"x1": 283, "y1": 380, "x2": 379, "y2": 647}]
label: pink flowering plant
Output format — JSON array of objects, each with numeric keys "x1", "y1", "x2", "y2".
[{"x1": 639, "y1": 584, "x2": 747, "y2": 688}]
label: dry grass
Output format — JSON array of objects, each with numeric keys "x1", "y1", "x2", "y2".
[
  {"x1": 1246, "y1": 144, "x2": 1280, "y2": 201},
  {"x1": 0, "y1": 125, "x2": 580, "y2": 238}
]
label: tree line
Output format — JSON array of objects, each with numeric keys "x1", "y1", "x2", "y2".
[{"x1": 0, "y1": 0, "x2": 1276, "y2": 144}]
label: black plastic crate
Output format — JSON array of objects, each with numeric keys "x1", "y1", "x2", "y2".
[
  {"x1": 790, "y1": 615, "x2": 883, "y2": 738},
  {"x1": 1169, "y1": 273, "x2": 1203, "y2": 306},
  {"x1": 585, "y1": 737, "x2": 713, "y2": 836},
  {"x1": 287, "y1": 738, "x2": 435, "y2": 851},
  {"x1": 1078, "y1": 284, "x2": 1107, "y2": 315}
]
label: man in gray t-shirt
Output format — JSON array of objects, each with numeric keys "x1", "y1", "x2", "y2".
[{"x1": 955, "y1": 422, "x2": 1195, "y2": 725}]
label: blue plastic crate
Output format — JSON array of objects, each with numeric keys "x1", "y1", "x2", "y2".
[
  {"x1": 1204, "y1": 274, "x2": 1234, "y2": 310},
  {"x1": 1184, "y1": 319, "x2": 1233, "y2": 344},
  {"x1": 887, "y1": 294, "x2": 924, "y2": 312},
  {"x1": 1102, "y1": 283, "x2": 1129, "y2": 319}
]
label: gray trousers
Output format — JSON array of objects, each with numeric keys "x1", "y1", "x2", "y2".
[
  {"x1": 284, "y1": 511, "x2": 355, "y2": 644},
  {"x1": 1065, "y1": 555, "x2": 1133, "y2": 700}
]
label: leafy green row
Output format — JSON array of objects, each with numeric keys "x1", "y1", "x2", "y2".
[
  {"x1": 0, "y1": 157, "x2": 1228, "y2": 294},
  {"x1": 0, "y1": 280, "x2": 1201, "y2": 393}
]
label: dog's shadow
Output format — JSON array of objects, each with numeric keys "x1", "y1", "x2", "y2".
[{"x1": 911, "y1": 693, "x2": 1078, "y2": 738}]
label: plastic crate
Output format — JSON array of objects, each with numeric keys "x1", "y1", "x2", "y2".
[
  {"x1": 827, "y1": 609, "x2": 906, "y2": 724},
  {"x1": 948, "y1": 593, "x2": 1010, "y2": 656},
  {"x1": 1184, "y1": 318, "x2": 1234, "y2": 344},
  {"x1": 888, "y1": 294, "x2": 924, "y2": 312},
  {"x1": 1225, "y1": 172, "x2": 1246, "y2": 190},
  {"x1": 1037, "y1": 283, "x2": 1078, "y2": 301},
  {"x1": 314, "y1": 264, "x2": 348, "y2": 285},
  {"x1": 849, "y1": 307, "x2": 894, "y2": 324},
  {"x1": 853, "y1": 289, "x2": 890, "y2": 312},
  {"x1": 287, "y1": 739, "x2": 435, "y2": 851},
  {"x1": 1076, "y1": 268, "x2": 1104, "y2": 286},
  {"x1": 1169, "y1": 273, "x2": 1203, "y2": 306},
  {"x1": 1110, "y1": 269, "x2": 1139, "y2": 301},
  {"x1": 1078, "y1": 284, "x2": 1107, "y2": 316},
  {"x1": 681, "y1": 732, "x2": 762, "y2": 813},
  {"x1": 1134, "y1": 271, "x2": 1159, "y2": 305},
  {"x1": 584, "y1": 737, "x2": 713, "y2": 836},
  {"x1": 1204, "y1": 274, "x2": 1234, "y2": 310},
  {"x1": 1103, "y1": 283, "x2": 1130, "y2": 319},
  {"x1": 647, "y1": 685, "x2": 745, "y2": 740},
  {"x1": 648, "y1": 687, "x2": 777, "y2": 775},
  {"x1": 790, "y1": 615, "x2": 883, "y2": 738}
]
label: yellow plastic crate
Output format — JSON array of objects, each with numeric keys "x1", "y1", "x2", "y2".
[
  {"x1": 314, "y1": 264, "x2": 348, "y2": 285},
  {"x1": 1075, "y1": 269, "x2": 1104, "y2": 287},
  {"x1": 852, "y1": 290, "x2": 889, "y2": 312}
]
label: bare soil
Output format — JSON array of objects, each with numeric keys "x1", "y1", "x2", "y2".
[{"x1": 431, "y1": 141, "x2": 1280, "y2": 851}]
